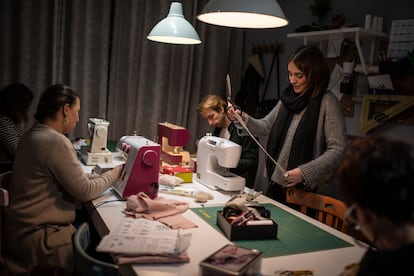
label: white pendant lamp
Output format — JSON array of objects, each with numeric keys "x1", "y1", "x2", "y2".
[
  {"x1": 147, "y1": 2, "x2": 201, "y2": 45},
  {"x1": 197, "y1": 0, "x2": 288, "y2": 29}
]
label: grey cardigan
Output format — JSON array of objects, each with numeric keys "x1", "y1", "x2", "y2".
[{"x1": 236, "y1": 91, "x2": 347, "y2": 191}]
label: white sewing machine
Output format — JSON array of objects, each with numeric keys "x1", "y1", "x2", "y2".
[
  {"x1": 196, "y1": 135, "x2": 245, "y2": 191},
  {"x1": 112, "y1": 136, "x2": 160, "y2": 199},
  {"x1": 81, "y1": 118, "x2": 113, "y2": 165}
]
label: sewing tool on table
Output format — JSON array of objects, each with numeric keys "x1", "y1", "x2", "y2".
[
  {"x1": 225, "y1": 74, "x2": 286, "y2": 174},
  {"x1": 158, "y1": 122, "x2": 193, "y2": 182},
  {"x1": 158, "y1": 185, "x2": 214, "y2": 203},
  {"x1": 158, "y1": 122, "x2": 191, "y2": 165}
]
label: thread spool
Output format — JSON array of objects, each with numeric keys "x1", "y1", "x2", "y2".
[
  {"x1": 343, "y1": 61, "x2": 355, "y2": 74},
  {"x1": 365, "y1": 14, "x2": 372, "y2": 29},
  {"x1": 377, "y1": 17, "x2": 383, "y2": 32},
  {"x1": 371, "y1": 16, "x2": 378, "y2": 31}
]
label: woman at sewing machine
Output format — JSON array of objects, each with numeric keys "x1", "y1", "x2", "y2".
[
  {"x1": 227, "y1": 45, "x2": 347, "y2": 203},
  {"x1": 3, "y1": 84, "x2": 123, "y2": 274},
  {"x1": 197, "y1": 94, "x2": 259, "y2": 191}
]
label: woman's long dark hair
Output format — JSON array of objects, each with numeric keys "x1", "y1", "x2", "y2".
[{"x1": 0, "y1": 82, "x2": 33, "y2": 123}]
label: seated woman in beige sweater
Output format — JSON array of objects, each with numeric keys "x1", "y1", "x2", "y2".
[{"x1": 3, "y1": 84, "x2": 122, "y2": 274}]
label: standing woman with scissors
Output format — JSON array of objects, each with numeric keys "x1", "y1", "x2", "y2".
[{"x1": 227, "y1": 44, "x2": 347, "y2": 203}]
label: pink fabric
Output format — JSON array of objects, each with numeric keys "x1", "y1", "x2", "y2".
[
  {"x1": 125, "y1": 192, "x2": 197, "y2": 229},
  {"x1": 158, "y1": 215, "x2": 197, "y2": 229}
]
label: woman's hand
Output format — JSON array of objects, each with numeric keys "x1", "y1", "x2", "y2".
[
  {"x1": 284, "y1": 168, "x2": 304, "y2": 187},
  {"x1": 112, "y1": 164, "x2": 123, "y2": 179},
  {"x1": 226, "y1": 104, "x2": 243, "y2": 121}
]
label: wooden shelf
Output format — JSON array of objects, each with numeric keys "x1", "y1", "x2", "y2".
[
  {"x1": 287, "y1": 27, "x2": 387, "y2": 75},
  {"x1": 359, "y1": 94, "x2": 414, "y2": 132}
]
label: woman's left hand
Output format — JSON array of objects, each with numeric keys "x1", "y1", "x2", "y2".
[
  {"x1": 226, "y1": 104, "x2": 242, "y2": 121},
  {"x1": 284, "y1": 168, "x2": 304, "y2": 187}
]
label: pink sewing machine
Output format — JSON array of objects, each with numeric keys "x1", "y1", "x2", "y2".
[
  {"x1": 112, "y1": 136, "x2": 160, "y2": 199},
  {"x1": 157, "y1": 122, "x2": 190, "y2": 165}
]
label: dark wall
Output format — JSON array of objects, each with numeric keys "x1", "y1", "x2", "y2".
[{"x1": 243, "y1": 0, "x2": 414, "y2": 146}]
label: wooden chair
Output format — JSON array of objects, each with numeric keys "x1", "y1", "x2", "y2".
[
  {"x1": 72, "y1": 222, "x2": 120, "y2": 276},
  {"x1": 0, "y1": 170, "x2": 12, "y2": 190},
  {"x1": 286, "y1": 188, "x2": 349, "y2": 233},
  {"x1": 0, "y1": 171, "x2": 11, "y2": 265}
]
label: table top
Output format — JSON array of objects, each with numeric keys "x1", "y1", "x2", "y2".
[{"x1": 87, "y1": 178, "x2": 366, "y2": 276}]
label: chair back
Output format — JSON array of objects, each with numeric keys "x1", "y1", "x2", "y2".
[
  {"x1": 0, "y1": 171, "x2": 12, "y2": 191},
  {"x1": 0, "y1": 188, "x2": 8, "y2": 207},
  {"x1": 0, "y1": 171, "x2": 12, "y2": 265},
  {"x1": 72, "y1": 222, "x2": 120, "y2": 276},
  {"x1": 286, "y1": 189, "x2": 349, "y2": 233},
  {"x1": 1, "y1": 171, "x2": 65, "y2": 274}
]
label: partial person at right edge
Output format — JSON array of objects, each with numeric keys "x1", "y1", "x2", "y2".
[
  {"x1": 227, "y1": 45, "x2": 347, "y2": 204},
  {"x1": 337, "y1": 136, "x2": 414, "y2": 276},
  {"x1": 0, "y1": 82, "x2": 34, "y2": 173}
]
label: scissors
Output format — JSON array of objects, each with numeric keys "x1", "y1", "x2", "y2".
[
  {"x1": 378, "y1": 51, "x2": 387, "y2": 62},
  {"x1": 225, "y1": 74, "x2": 286, "y2": 174},
  {"x1": 226, "y1": 74, "x2": 236, "y2": 109}
]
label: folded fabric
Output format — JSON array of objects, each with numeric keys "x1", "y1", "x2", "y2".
[
  {"x1": 125, "y1": 192, "x2": 197, "y2": 229},
  {"x1": 158, "y1": 215, "x2": 198, "y2": 229},
  {"x1": 158, "y1": 173, "x2": 184, "y2": 186},
  {"x1": 115, "y1": 251, "x2": 190, "y2": 265},
  {"x1": 126, "y1": 192, "x2": 189, "y2": 218}
]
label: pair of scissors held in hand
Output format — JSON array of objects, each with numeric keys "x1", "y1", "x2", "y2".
[
  {"x1": 377, "y1": 51, "x2": 387, "y2": 62},
  {"x1": 225, "y1": 74, "x2": 286, "y2": 174}
]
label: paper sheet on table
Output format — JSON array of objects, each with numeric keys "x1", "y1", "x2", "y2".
[{"x1": 96, "y1": 217, "x2": 192, "y2": 255}]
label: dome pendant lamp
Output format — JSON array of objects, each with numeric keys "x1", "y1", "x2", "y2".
[
  {"x1": 147, "y1": 2, "x2": 201, "y2": 45},
  {"x1": 197, "y1": 0, "x2": 288, "y2": 29}
]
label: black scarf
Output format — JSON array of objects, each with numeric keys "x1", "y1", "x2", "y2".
[{"x1": 266, "y1": 86, "x2": 324, "y2": 181}]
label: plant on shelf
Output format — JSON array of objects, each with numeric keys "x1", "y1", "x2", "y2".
[{"x1": 310, "y1": 0, "x2": 332, "y2": 25}]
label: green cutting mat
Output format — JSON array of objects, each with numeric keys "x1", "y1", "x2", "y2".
[{"x1": 191, "y1": 203, "x2": 353, "y2": 258}]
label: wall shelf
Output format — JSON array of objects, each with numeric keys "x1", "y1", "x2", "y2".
[
  {"x1": 287, "y1": 27, "x2": 387, "y2": 75},
  {"x1": 359, "y1": 94, "x2": 414, "y2": 132}
]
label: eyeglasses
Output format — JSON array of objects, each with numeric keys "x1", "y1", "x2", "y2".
[
  {"x1": 345, "y1": 203, "x2": 372, "y2": 248},
  {"x1": 345, "y1": 203, "x2": 359, "y2": 230}
]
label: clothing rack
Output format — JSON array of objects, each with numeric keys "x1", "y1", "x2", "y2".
[
  {"x1": 252, "y1": 42, "x2": 284, "y2": 107},
  {"x1": 252, "y1": 42, "x2": 284, "y2": 55}
]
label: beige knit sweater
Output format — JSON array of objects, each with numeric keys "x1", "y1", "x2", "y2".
[{"x1": 4, "y1": 123, "x2": 116, "y2": 273}]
